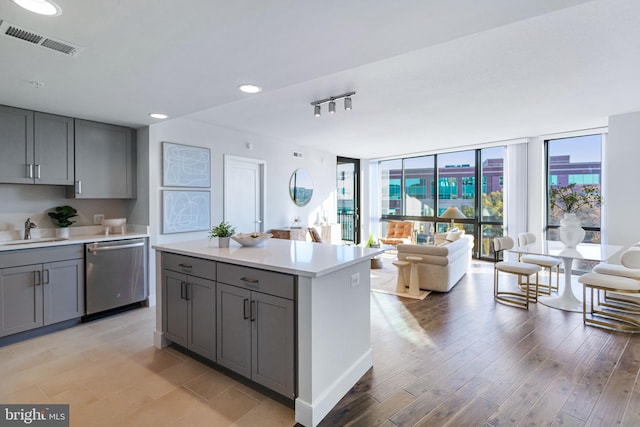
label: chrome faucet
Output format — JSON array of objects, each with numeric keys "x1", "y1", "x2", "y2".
[{"x1": 24, "y1": 218, "x2": 36, "y2": 240}]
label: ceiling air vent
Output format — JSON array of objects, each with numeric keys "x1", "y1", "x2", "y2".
[{"x1": 0, "y1": 20, "x2": 83, "y2": 56}]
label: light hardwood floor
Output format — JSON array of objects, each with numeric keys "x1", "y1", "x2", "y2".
[
  {"x1": 0, "y1": 307, "x2": 294, "y2": 426},
  {"x1": 2, "y1": 260, "x2": 639, "y2": 426}
]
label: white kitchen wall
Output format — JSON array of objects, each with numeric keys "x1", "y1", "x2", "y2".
[
  {"x1": 144, "y1": 118, "x2": 338, "y2": 249},
  {"x1": 0, "y1": 184, "x2": 134, "y2": 233}
]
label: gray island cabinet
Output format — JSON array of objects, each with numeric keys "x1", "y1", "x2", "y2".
[
  {"x1": 162, "y1": 253, "x2": 217, "y2": 360},
  {"x1": 216, "y1": 263, "x2": 295, "y2": 399},
  {"x1": 153, "y1": 238, "x2": 382, "y2": 427}
]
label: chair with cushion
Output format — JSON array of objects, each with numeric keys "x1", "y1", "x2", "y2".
[
  {"x1": 379, "y1": 221, "x2": 414, "y2": 246},
  {"x1": 493, "y1": 236, "x2": 541, "y2": 309},
  {"x1": 578, "y1": 247, "x2": 640, "y2": 332},
  {"x1": 308, "y1": 227, "x2": 323, "y2": 243},
  {"x1": 517, "y1": 232, "x2": 561, "y2": 296}
]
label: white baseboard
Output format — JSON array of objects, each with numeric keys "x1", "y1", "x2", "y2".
[{"x1": 295, "y1": 348, "x2": 372, "y2": 427}]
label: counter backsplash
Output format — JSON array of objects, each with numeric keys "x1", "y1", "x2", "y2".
[{"x1": 0, "y1": 223, "x2": 149, "y2": 243}]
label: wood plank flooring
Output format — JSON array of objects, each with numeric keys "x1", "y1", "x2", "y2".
[
  {"x1": 321, "y1": 260, "x2": 640, "y2": 427},
  {"x1": 1, "y1": 259, "x2": 639, "y2": 426}
]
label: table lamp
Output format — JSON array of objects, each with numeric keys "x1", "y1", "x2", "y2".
[{"x1": 440, "y1": 206, "x2": 466, "y2": 230}]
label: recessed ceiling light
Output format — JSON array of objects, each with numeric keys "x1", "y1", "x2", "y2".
[
  {"x1": 13, "y1": 0, "x2": 61, "y2": 16},
  {"x1": 149, "y1": 113, "x2": 168, "y2": 119},
  {"x1": 238, "y1": 84, "x2": 262, "y2": 94}
]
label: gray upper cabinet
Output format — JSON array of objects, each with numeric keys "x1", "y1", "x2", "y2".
[
  {"x1": 0, "y1": 106, "x2": 74, "y2": 185},
  {"x1": 73, "y1": 119, "x2": 136, "y2": 199},
  {"x1": 0, "y1": 105, "x2": 33, "y2": 184},
  {"x1": 34, "y1": 112, "x2": 75, "y2": 185}
]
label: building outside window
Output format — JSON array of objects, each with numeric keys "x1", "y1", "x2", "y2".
[
  {"x1": 546, "y1": 134, "x2": 603, "y2": 244},
  {"x1": 378, "y1": 147, "x2": 504, "y2": 259}
]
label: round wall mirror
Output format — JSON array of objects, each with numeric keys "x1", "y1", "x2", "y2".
[{"x1": 289, "y1": 168, "x2": 313, "y2": 206}]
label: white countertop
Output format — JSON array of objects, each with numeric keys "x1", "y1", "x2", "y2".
[
  {"x1": 0, "y1": 226, "x2": 149, "y2": 252},
  {"x1": 153, "y1": 238, "x2": 384, "y2": 277}
]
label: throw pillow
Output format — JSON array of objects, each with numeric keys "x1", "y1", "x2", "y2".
[{"x1": 445, "y1": 230, "x2": 462, "y2": 242}]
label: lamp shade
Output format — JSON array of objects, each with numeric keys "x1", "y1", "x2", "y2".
[{"x1": 440, "y1": 206, "x2": 466, "y2": 219}]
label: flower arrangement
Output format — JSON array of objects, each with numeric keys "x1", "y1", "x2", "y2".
[
  {"x1": 208, "y1": 221, "x2": 236, "y2": 239},
  {"x1": 549, "y1": 184, "x2": 601, "y2": 214}
]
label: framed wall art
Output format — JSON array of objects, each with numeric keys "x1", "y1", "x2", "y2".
[
  {"x1": 162, "y1": 141, "x2": 211, "y2": 188},
  {"x1": 162, "y1": 190, "x2": 211, "y2": 234}
]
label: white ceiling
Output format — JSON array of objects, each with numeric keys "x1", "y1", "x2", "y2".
[{"x1": 1, "y1": 0, "x2": 639, "y2": 159}]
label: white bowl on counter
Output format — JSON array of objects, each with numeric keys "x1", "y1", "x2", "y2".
[
  {"x1": 231, "y1": 232, "x2": 272, "y2": 247},
  {"x1": 102, "y1": 218, "x2": 127, "y2": 235}
]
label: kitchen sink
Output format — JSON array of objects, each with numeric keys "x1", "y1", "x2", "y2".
[{"x1": 0, "y1": 237, "x2": 66, "y2": 246}]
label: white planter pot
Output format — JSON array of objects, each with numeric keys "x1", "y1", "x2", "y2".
[
  {"x1": 218, "y1": 237, "x2": 230, "y2": 248},
  {"x1": 55, "y1": 227, "x2": 70, "y2": 239},
  {"x1": 559, "y1": 213, "x2": 585, "y2": 248}
]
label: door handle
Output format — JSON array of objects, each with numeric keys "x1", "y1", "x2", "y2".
[
  {"x1": 243, "y1": 298, "x2": 249, "y2": 319},
  {"x1": 34, "y1": 270, "x2": 41, "y2": 286},
  {"x1": 27, "y1": 164, "x2": 33, "y2": 179},
  {"x1": 76, "y1": 180, "x2": 82, "y2": 195},
  {"x1": 250, "y1": 300, "x2": 256, "y2": 322},
  {"x1": 43, "y1": 269, "x2": 50, "y2": 285},
  {"x1": 35, "y1": 164, "x2": 41, "y2": 179},
  {"x1": 180, "y1": 281, "x2": 186, "y2": 299},
  {"x1": 184, "y1": 283, "x2": 190, "y2": 301}
]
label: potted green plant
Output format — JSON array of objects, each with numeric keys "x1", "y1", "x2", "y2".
[
  {"x1": 48, "y1": 205, "x2": 78, "y2": 239},
  {"x1": 365, "y1": 233, "x2": 380, "y2": 248},
  {"x1": 209, "y1": 221, "x2": 236, "y2": 248},
  {"x1": 549, "y1": 184, "x2": 602, "y2": 248}
]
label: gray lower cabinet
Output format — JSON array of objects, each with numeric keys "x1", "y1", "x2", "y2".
[
  {"x1": 0, "y1": 256, "x2": 84, "y2": 338},
  {"x1": 72, "y1": 119, "x2": 136, "y2": 199},
  {"x1": 162, "y1": 253, "x2": 216, "y2": 360},
  {"x1": 216, "y1": 264, "x2": 295, "y2": 399},
  {"x1": 0, "y1": 105, "x2": 74, "y2": 185}
]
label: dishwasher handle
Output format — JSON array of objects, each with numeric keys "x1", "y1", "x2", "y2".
[{"x1": 87, "y1": 241, "x2": 145, "y2": 253}]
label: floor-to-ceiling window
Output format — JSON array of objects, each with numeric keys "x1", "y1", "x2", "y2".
[
  {"x1": 479, "y1": 147, "x2": 505, "y2": 258},
  {"x1": 378, "y1": 147, "x2": 504, "y2": 259},
  {"x1": 546, "y1": 134, "x2": 603, "y2": 243},
  {"x1": 337, "y1": 157, "x2": 360, "y2": 244}
]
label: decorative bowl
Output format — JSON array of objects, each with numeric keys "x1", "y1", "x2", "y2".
[
  {"x1": 231, "y1": 232, "x2": 272, "y2": 247},
  {"x1": 102, "y1": 218, "x2": 127, "y2": 234}
]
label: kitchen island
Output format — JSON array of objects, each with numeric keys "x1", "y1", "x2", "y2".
[{"x1": 152, "y1": 238, "x2": 382, "y2": 427}]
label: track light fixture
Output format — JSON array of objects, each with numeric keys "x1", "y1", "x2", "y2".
[
  {"x1": 310, "y1": 91, "x2": 356, "y2": 117},
  {"x1": 344, "y1": 96, "x2": 352, "y2": 111}
]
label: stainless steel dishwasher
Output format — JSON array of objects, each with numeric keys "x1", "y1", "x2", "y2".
[{"x1": 85, "y1": 238, "x2": 147, "y2": 315}]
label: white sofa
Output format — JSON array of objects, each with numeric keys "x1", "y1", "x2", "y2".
[{"x1": 396, "y1": 231, "x2": 474, "y2": 292}]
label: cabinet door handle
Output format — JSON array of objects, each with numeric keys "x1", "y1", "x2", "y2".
[
  {"x1": 243, "y1": 298, "x2": 249, "y2": 319},
  {"x1": 178, "y1": 263, "x2": 192, "y2": 271},
  {"x1": 76, "y1": 180, "x2": 82, "y2": 195},
  {"x1": 43, "y1": 269, "x2": 50, "y2": 285},
  {"x1": 250, "y1": 300, "x2": 256, "y2": 322},
  {"x1": 180, "y1": 281, "x2": 186, "y2": 299},
  {"x1": 34, "y1": 270, "x2": 41, "y2": 286},
  {"x1": 27, "y1": 164, "x2": 33, "y2": 179},
  {"x1": 185, "y1": 283, "x2": 190, "y2": 301},
  {"x1": 35, "y1": 164, "x2": 41, "y2": 179}
]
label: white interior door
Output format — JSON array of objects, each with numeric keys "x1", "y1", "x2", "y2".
[{"x1": 224, "y1": 155, "x2": 266, "y2": 233}]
